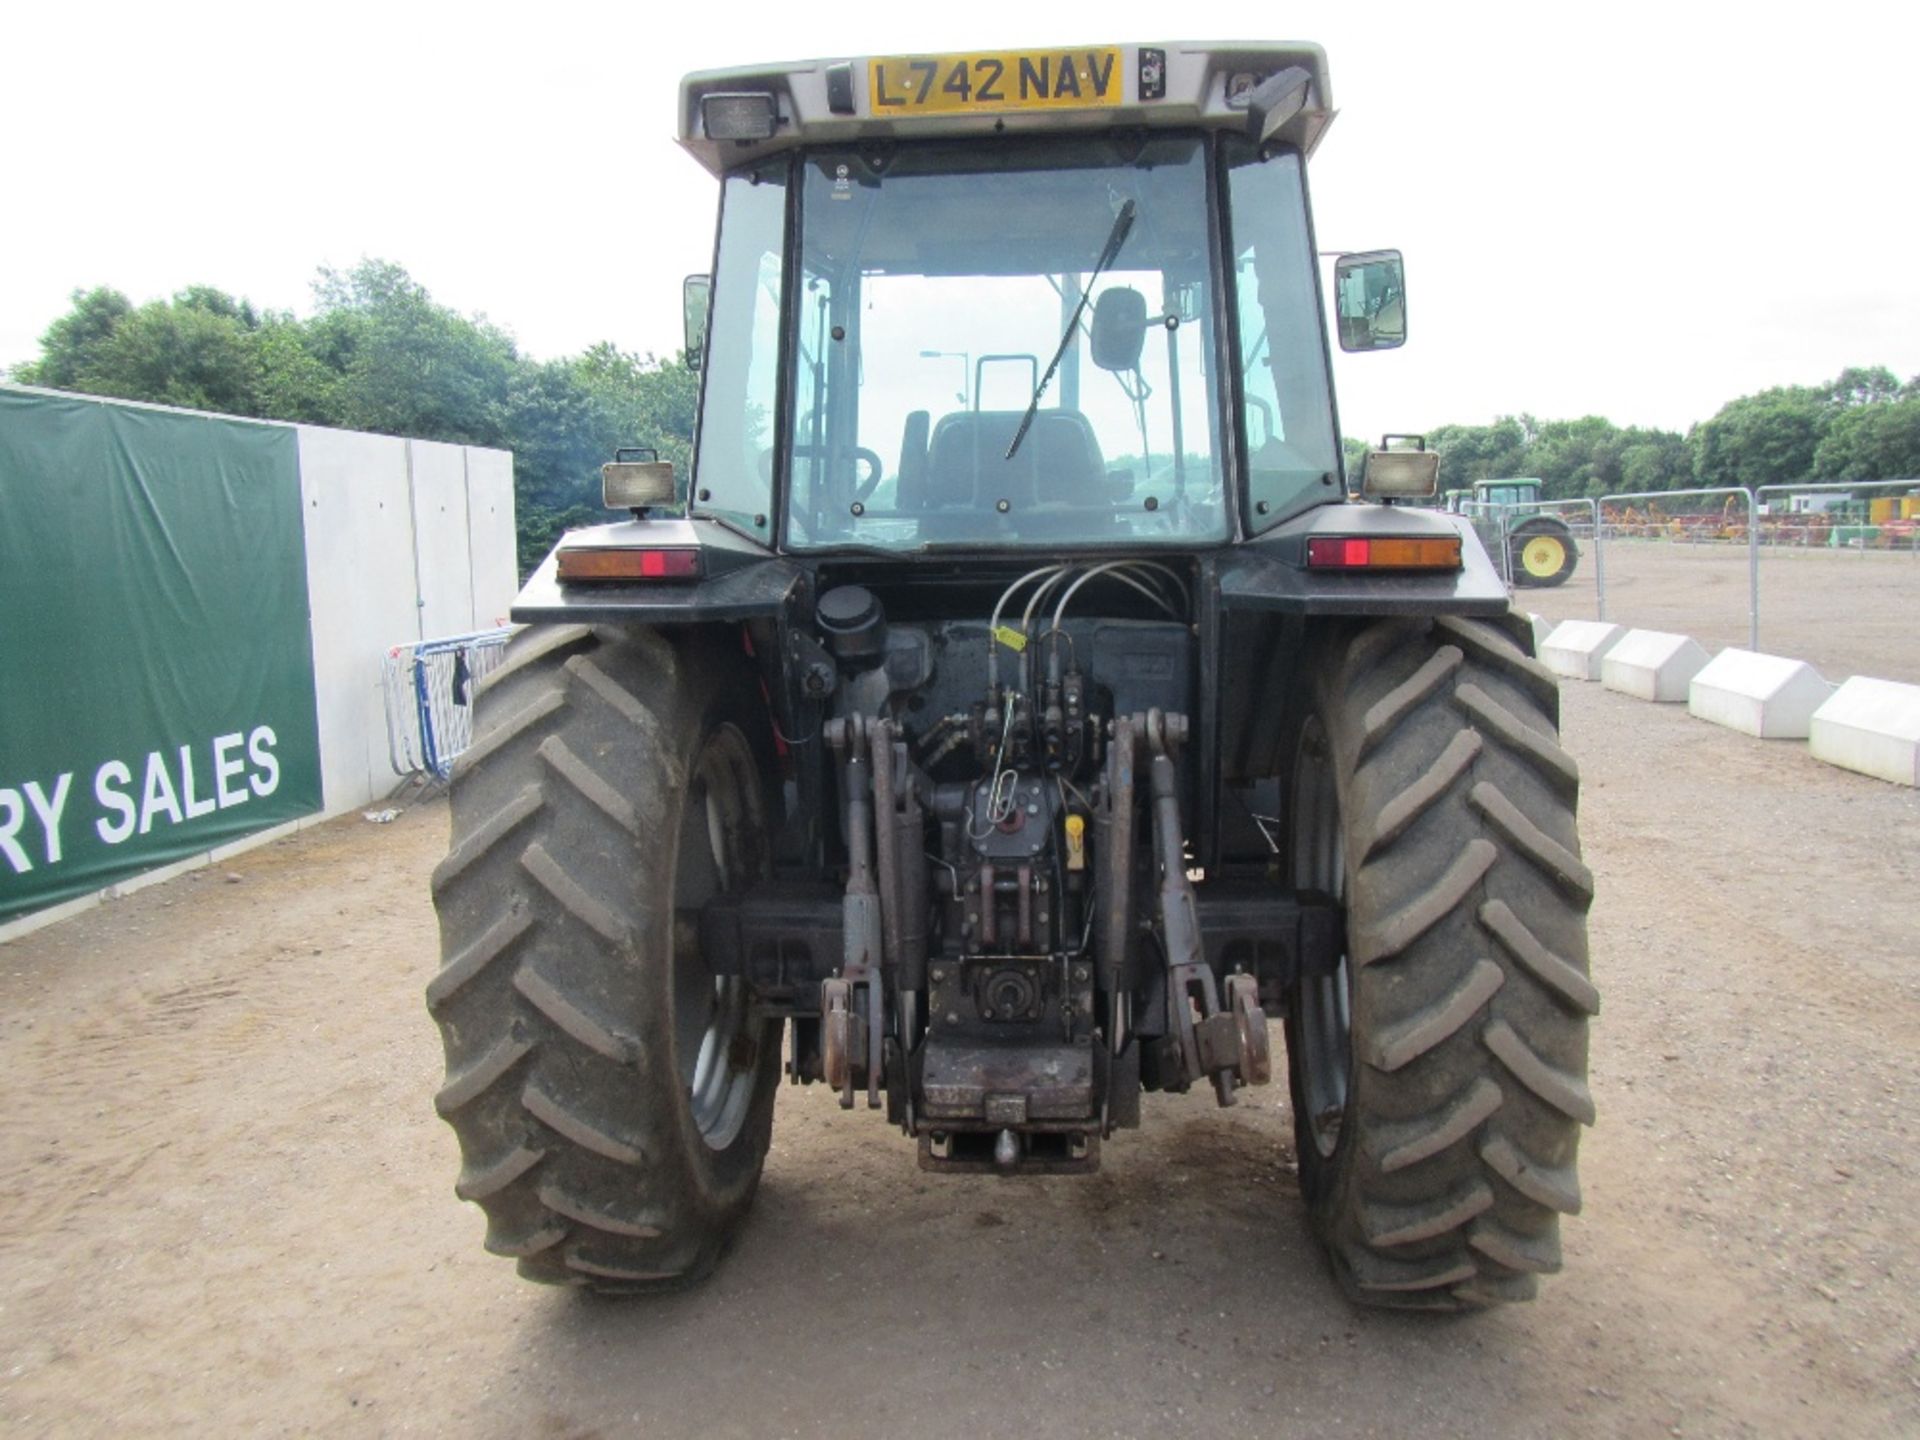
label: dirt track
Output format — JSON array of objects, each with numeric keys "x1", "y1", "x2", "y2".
[
  {"x1": 3, "y1": 680, "x2": 1919, "y2": 1438},
  {"x1": 1529, "y1": 541, "x2": 1920, "y2": 686}
]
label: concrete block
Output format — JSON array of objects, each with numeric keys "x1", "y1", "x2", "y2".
[
  {"x1": 1539, "y1": 620, "x2": 1625, "y2": 680},
  {"x1": 1687, "y1": 649, "x2": 1836, "y2": 739},
  {"x1": 1527, "y1": 612, "x2": 1554, "y2": 655},
  {"x1": 1601, "y1": 629, "x2": 1710, "y2": 702},
  {"x1": 1809, "y1": 677, "x2": 1920, "y2": 787}
]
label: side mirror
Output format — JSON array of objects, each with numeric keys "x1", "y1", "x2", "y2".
[
  {"x1": 1333, "y1": 250, "x2": 1407, "y2": 352},
  {"x1": 1090, "y1": 287, "x2": 1149, "y2": 372},
  {"x1": 683, "y1": 274, "x2": 711, "y2": 370}
]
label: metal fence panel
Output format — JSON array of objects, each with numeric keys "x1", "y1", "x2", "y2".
[
  {"x1": 1452, "y1": 500, "x2": 1514, "y2": 586},
  {"x1": 1598, "y1": 487, "x2": 1758, "y2": 649},
  {"x1": 382, "y1": 628, "x2": 514, "y2": 782},
  {"x1": 1753, "y1": 479, "x2": 1920, "y2": 554},
  {"x1": 1462, "y1": 478, "x2": 1919, "y2": 679}
]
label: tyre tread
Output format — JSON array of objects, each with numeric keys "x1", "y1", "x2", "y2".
[
  {"x1": 1359, "y1": 646, "x2": 1462, "y2": 761},
  {"x1": 428, "y1": 627, "x2": 781, "y2": 1296},
  {"x1": 1288, "y1": 614, "x2": 1595, "y2": 1312},
  {"x1": 518, "y1": 840, "x2": 634, "y2": 947},
  {"x1": 513, "y1": 963, "x2": 643, "y2": 1065},
  {"x1": 426, "y1": 907, "x2": 533, "y2": 1014},
  {"x1": 1364, "y1": 728, "x2": 1482, "y2": 861},
  {"x1": 1375, "y1": 1077, "x2": 1504, "y2": 1174},
  {"x1": 522, "y1": 1078, "x2": 647, "y2": 1166},
  {"x1": 1364, "y1": 959, "x2": 1504, "y2": 1072},
  {"x1": 1479, "y1": 899, "x2": 1601, "y2": 1015},
  {"x1": 433, "y1": 1034, "x2": 533, "y2": 1116},
  {"x1": 1468, "y1": 781, "x2": 1595, "y2": 902},
  {"x1": 1483, "y1": 1017, "x2": 1597, "y2": 1124}
]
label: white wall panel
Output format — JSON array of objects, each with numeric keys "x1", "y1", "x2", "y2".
[
  {"x1": 297, "y1": 425, "x2": 421, "y2": 812},
  {"x1": 464, "y1": 447, "x2": 518, "y2": 627},
  {"x1": 408, "y1": 440, "x2": 477, "y2": 637}
]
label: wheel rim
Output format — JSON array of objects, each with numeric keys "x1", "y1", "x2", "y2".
[
  {"x1": 1521, "y1": 535, "x2": 1566, "y2": 579},
  {"x1": 1291, "y1": 715, "x2": 1352, "y2": 1160},
  {"x1": 672, "y1": 724, "x2": 764, "y2": 1152}
]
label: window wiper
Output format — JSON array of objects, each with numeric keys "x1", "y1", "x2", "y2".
[{"x1": 1005, "y1": 198, "x2": 1137, "y2": 461}]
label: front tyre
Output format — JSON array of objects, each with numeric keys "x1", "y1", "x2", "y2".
[
  {"x1": 1284, "y1": 616, "x2": 1598, "y2": 1309},
  {"x1": 427, "y1": 625, "x2": 782, "y2": 1293}
]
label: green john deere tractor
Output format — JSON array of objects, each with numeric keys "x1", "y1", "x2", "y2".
[
  {"x1": 426, "y1": 41, "x2": 1596, "y2": 1312},
  {"x1": 1445, "y1": 479, "x2": 1580, "y2": 587}
]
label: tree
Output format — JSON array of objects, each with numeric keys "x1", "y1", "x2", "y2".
[
  {"x1": 13, "y1": 285, "x2": 267, "y2": 415},
  {"x1": 250, "y1": 314, "x2": 341, "y2": 424},
  {"x1": 1526, "y1": 415, "x2": 1624, "y2": 498},
  {"x1": 303, "y1": 261, "x2": 518, "y2": 446},
  {"x1": 1427, "y1": 416, "x2": 1536, "y2": 485},
  {"x1": 14, "y1": 287, "x2": 134, "y2": 391},
  {"x1": 1813, "y1": 397, "x2": 1920, "y2": 480},
  {"x1": 1614, "y1": 430, "x2": 1691, "y2": 494},
  {"x1": 1689, "y1": 386, "x2": 1827, "y2": 489},
  {"x1": 92, "y1": 295, "x2": 264, "y2": 414},
  {"x1": 1824, "y1": 366, "x2": 1902, "y2": 409},
  {"x1": 14, "y1": 284, "x2": 273, "y2": 416}
]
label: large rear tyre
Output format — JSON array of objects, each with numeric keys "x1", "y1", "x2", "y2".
[
  {"x1": 1508, "y1": 521, "x2": 1578, "y2": 588},
  {"x1": 1283, "y1": 615, "x2": 1598, "y2": 1309},
  {"x1": 428, "y1": 624, "x2": 782, "y2": 1293}
]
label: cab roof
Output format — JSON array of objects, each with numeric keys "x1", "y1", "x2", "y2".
[{"x1": 677, "y1": 41, "x2": 1333, "y2": 176}]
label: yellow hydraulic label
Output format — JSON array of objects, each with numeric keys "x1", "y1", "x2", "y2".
[
  {"x1": 991, "y1": 624, "x2": 1028, "y2": 653},
  {"x1": 1064, "y1": 813, "x2": 1086, "y2": 871}
]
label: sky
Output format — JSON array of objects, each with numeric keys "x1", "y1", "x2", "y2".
[{"x1": 5, "y1": 0, "x2": 1917, "y2": 445}]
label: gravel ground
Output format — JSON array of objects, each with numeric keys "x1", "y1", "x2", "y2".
[
  {"x1": 2, "y1": 679, "x2": 1917, "y2": 1438},
  {"x1": 1525, "y1": 541, "x2": 1920, "y2": 686}
]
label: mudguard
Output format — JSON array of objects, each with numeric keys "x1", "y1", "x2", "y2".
[
  {"x1": 1215, "y1": 504, "x2": 1510, "y2": 617},
  {"x1": 509, "y1": 516, "x2": 802, "y2": 626}
]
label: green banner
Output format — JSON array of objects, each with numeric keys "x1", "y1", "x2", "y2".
[{"x1": 0, "y1": 390, "x2": 323, "y2": 921}]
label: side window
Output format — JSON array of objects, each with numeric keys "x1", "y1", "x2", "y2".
[
  {"x1": 1223, "y1": 143, "x2": 1339, "y2": 532},
  {"x1": 692, "y1": 161, "x2": 788, "y2": 540}
]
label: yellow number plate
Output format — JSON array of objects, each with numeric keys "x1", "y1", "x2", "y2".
[{"x1": 868, "y1": 48, "x2": 1123, "y2": 115}]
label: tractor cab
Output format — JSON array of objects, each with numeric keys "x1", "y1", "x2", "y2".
[
  {"x1": 670, "y1": 44, "x2": 1416, "y2": 554},
  {"x1": 1473, "y1": 478, "x2": 1546, "y2": 513},
  {"x1": 1445, "y1": 478, "x2": 1545, "y2": 514}
]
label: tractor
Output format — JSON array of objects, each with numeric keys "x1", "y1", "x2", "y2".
[
  {"x1": 428, "y1": 42, "x2": 1596, "y2": 1311},
  {"x1": 1444, "y1": 478, "x2": 1580, "y2": 587}
]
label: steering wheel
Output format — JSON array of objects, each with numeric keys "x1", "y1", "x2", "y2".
[
  {"x1": 793, "y1": 442, "x2": 885, "y2": 501},
  {"x1": 791, "y1": 409, "x2": 885, "y2": 501}
]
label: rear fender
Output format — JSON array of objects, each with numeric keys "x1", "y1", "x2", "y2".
[
  {"x1": 1214, "y1": 504, "x2": 1509, "y2": 618},
  {"x1": 509, "y1": 515, "x2": 803, "y2": 626}
]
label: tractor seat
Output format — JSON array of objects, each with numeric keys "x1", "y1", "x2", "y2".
[{"x1": 922, "y1": 409, "x2": 1107, "y2": 509}]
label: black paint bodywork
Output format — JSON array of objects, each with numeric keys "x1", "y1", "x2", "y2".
[{"x1": 509, "y1": 500, "x2": 1507, "y2": 871}]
